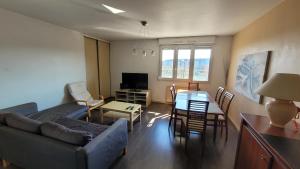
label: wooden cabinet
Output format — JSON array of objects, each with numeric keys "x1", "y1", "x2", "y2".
[
  {"x1": 236, "y1": 125, "x2": 272, "y2": 169},
  {"x1": 235, "y1": 113, "x2": 300, "y2": 169},
  {"x1": 84, "y1": 37, "x2": 111, "y2": 99}
]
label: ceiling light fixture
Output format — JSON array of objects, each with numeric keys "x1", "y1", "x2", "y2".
[
  {"x1": 132, "y1": 21, "x2": 155, "y2": 57},
  {"x1": 102, "y1": 4, "x2": 125, "y2": 14}
]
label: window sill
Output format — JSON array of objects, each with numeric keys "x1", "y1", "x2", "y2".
[{"x1": 157, "y1": 77, "x2": 210, "y2": 84}]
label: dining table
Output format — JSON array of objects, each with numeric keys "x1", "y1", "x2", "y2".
[{"x1": 174, "y1": 90, "x2": 224, "y2": 142}]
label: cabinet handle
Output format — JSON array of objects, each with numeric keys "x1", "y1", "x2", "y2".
[{"x1": 260, "y1": 154, "x2": 265, "y2": 160}]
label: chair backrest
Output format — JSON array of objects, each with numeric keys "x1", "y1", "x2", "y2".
[
  {"x1": 67, "y1": 81, "x2": 93, "y2": 104},
  {"x1": 220, "y1": 91, "x2": 234, "y2": 118},
  {"x1": 188, "y1": 82, "x2": 200, "y2": 91},
  {"x1": 171, "y1": 83, "x2": 177, "y2": 95},
  {"x1": 170, "y1": 86, "x2": 175, "y2": 103},
  {"x1": 186, "y1": 100, "x2": 209, "y2": 133},
  {"x1": 215, "y1": 87, "x2": 225, "y2": 105}
]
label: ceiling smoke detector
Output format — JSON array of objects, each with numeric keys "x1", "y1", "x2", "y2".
[{"x1": 140, "y1": 20, "x2": 148, "y2": 27}]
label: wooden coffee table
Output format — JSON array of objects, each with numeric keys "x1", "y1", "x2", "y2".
[{"x1": 100, "y1": 101, "x2": 142, "y2": 131}]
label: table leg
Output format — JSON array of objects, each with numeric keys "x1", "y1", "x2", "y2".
[
  {"x1": 2, "y1": 160, "x2": 9, "y2": 168},
  {"x1": 130, "y1": 112, "x2": 134, "y2": 131},
  {"x1": 173, "y1": 109, "x2": 177, "y2": 137},
  {"x1": 213, "y1": 114, "x2": 218, "y2": 142},
  {"x1": 100, "y1": 108, "x2": 104, "y2": 124}
]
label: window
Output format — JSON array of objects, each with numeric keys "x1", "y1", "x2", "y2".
[
  {"x1": 177, "y1": 49, "x2": 191, "y2": 79},
  {"x1": 159, "y1": 46, "x2": 212, "y2": 82},
  {"x1": 161, "y1": 49, "x2": 174, "y2": 78},
  {"x1": 193, "y1": 48, "x2": 212, "y2": 81}
]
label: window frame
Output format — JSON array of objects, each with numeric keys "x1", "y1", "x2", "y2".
[{"x1": 158, "y1": 45, "x2": 213, "y2": 83}]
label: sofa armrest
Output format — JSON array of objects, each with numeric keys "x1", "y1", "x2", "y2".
[
  {"x1": 1, "y1": 102, "x2": 38, "y2": 116},
  {"x1": 81, "y1": 119, "x2": 128, "y2": 169}
]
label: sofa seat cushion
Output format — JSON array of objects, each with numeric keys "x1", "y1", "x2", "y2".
[
  {"x1": 54, "y1": 118, "x2": 108, "y2": 138},
  {"x1": 41, "y1": 121, "x2": 92, "y2": 146},
  {"x1": 5, "y1": 113, "x2": 41, "y2": 133},
  {"x1": 29, "y1": 103, "x2": 88, "y2": 122}
]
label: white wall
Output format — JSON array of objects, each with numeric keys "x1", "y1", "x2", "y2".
[
  {"x1": 226, "y1": 0, "x2": 300, "y2": 128},
  {"x1": 0, "y1": 8, "x2": 86, "y2": 110},
  {"x1": 110, "y1": 36, "x2": 233, "y2": 102}
]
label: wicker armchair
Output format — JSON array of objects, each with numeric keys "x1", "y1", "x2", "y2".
[{"x1": 67, "y1": 81, "x2": 104, "y2": 121}]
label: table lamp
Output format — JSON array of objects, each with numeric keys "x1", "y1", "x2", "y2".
[{"x1": 256, "y1": 73, "x2": 300, "y2": 128}]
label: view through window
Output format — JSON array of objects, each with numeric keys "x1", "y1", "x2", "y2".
[
  {"x1": 177, "y1": 49, "x2": 191, "y2": 79},
  {"x1": 160, "y1": 46, "x2": 212, "y2": 81},
  {"x1": 193, "y1": 48, "x2": 212, "y2": 81},
  {"x1": 161, "y1": 49, "x2": 174, "y2": 78}
]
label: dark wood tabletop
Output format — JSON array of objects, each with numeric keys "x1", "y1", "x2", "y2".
[
  {"x1": 175, "y1": 91, "x2": 223, "y2": 115},
  {"x1": 174, "y1": 90, "x2": 223, "y2": 141}
]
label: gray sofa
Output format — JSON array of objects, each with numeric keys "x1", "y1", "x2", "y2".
[{"x1": 0, "y1": 102, "x2": 128, "y2": 169}]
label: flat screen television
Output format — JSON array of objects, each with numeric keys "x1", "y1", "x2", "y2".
[{"x1": 121, "y1": 73, "x2": 148, "y2": 90}]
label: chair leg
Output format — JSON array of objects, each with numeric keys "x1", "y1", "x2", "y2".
[
  {"x1": 185, "y1": 130, "x2": 189, "y2": 152},
  {"x1": 225, "y1": 122, "x2": 228, "y2": 142},
  {"x1": 168, "y1": 112, "x2": 173, "y2": 128},
  {"x1": 220, "y1": 121, "x2": 223, "y2": 136},
  {"x1": 180, "y1": 120, "x2": 183, "y2": 144},
  {"x1": 122, "y1": 148, "x2": 127, "y2": 156},
  {"x1": 201, "y1": 134, "x2": 206, "y2": 157},
  {"x1": 2, "y1": 160, "x2": 9, "y2": 168},
  {"x1": 173, "y1": 112, "x2": 177, "y2": 137}
]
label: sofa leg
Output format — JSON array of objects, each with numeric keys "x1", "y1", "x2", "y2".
[
  {"x1": 2, "y1": 160, "x2": 10, "y2": 168},
  {"x1": 122, "y1": 148, "x2": 127, "y2": 156}
]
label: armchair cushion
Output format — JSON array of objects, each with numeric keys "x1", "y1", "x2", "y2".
[
  {"x1": 67, "y1": 81, "x2": 105, "y2": 108},
  {"x1": 87, "y1": 100, "x2": 104, "y2": 107},
  {"x1": 41, "y1": 121, "x2": 92, "y2": 146},
  {"x1": 67, "y1": 81, "x2": 94, "y2": 104},
  {"x1": 5, "y1": 113, "x2": 41, "y2": 134}
]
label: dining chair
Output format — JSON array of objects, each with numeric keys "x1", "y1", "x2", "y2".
[
  {"x1": 180, "y1": 100, "x2": 209, "y2": 152},
  {"x1": 168, "y1": 85, "x2": 177, "y2": 128},
  {"x1": 215, "y1": 87, "x2": 225, "y2": 106},
  {"x1": 188, "y1": 82, "x2": 200, "y2": 91},
  {"x1": 208, "y1": 91, "x2": 234, "y2": 141}
]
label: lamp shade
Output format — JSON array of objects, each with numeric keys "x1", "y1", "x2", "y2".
[{"x1": 256, "y1": 73, "x2": 300, "y2": 101}]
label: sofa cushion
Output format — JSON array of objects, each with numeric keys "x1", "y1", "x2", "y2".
[
  {"x1": 41, "y1": 122, "x2": 92, "y2": 146},
  {"x1": 55, "y1": 118, "x2": 108, "y2": 138},
  {"x1": 5, "y1": 113, "x2": 41, "y2": 133}
]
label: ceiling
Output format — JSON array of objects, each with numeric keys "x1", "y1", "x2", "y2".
[{"x1": 0, "y1": 0, "x2": 283, "y2": 41}]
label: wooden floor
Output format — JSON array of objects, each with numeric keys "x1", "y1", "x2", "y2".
[
  {"x1": 110, "y1": 103, "x2": 238, "y2": 169},
  {"x1": 1, "y1": 103, "x2": 238, "y2": 169}
]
